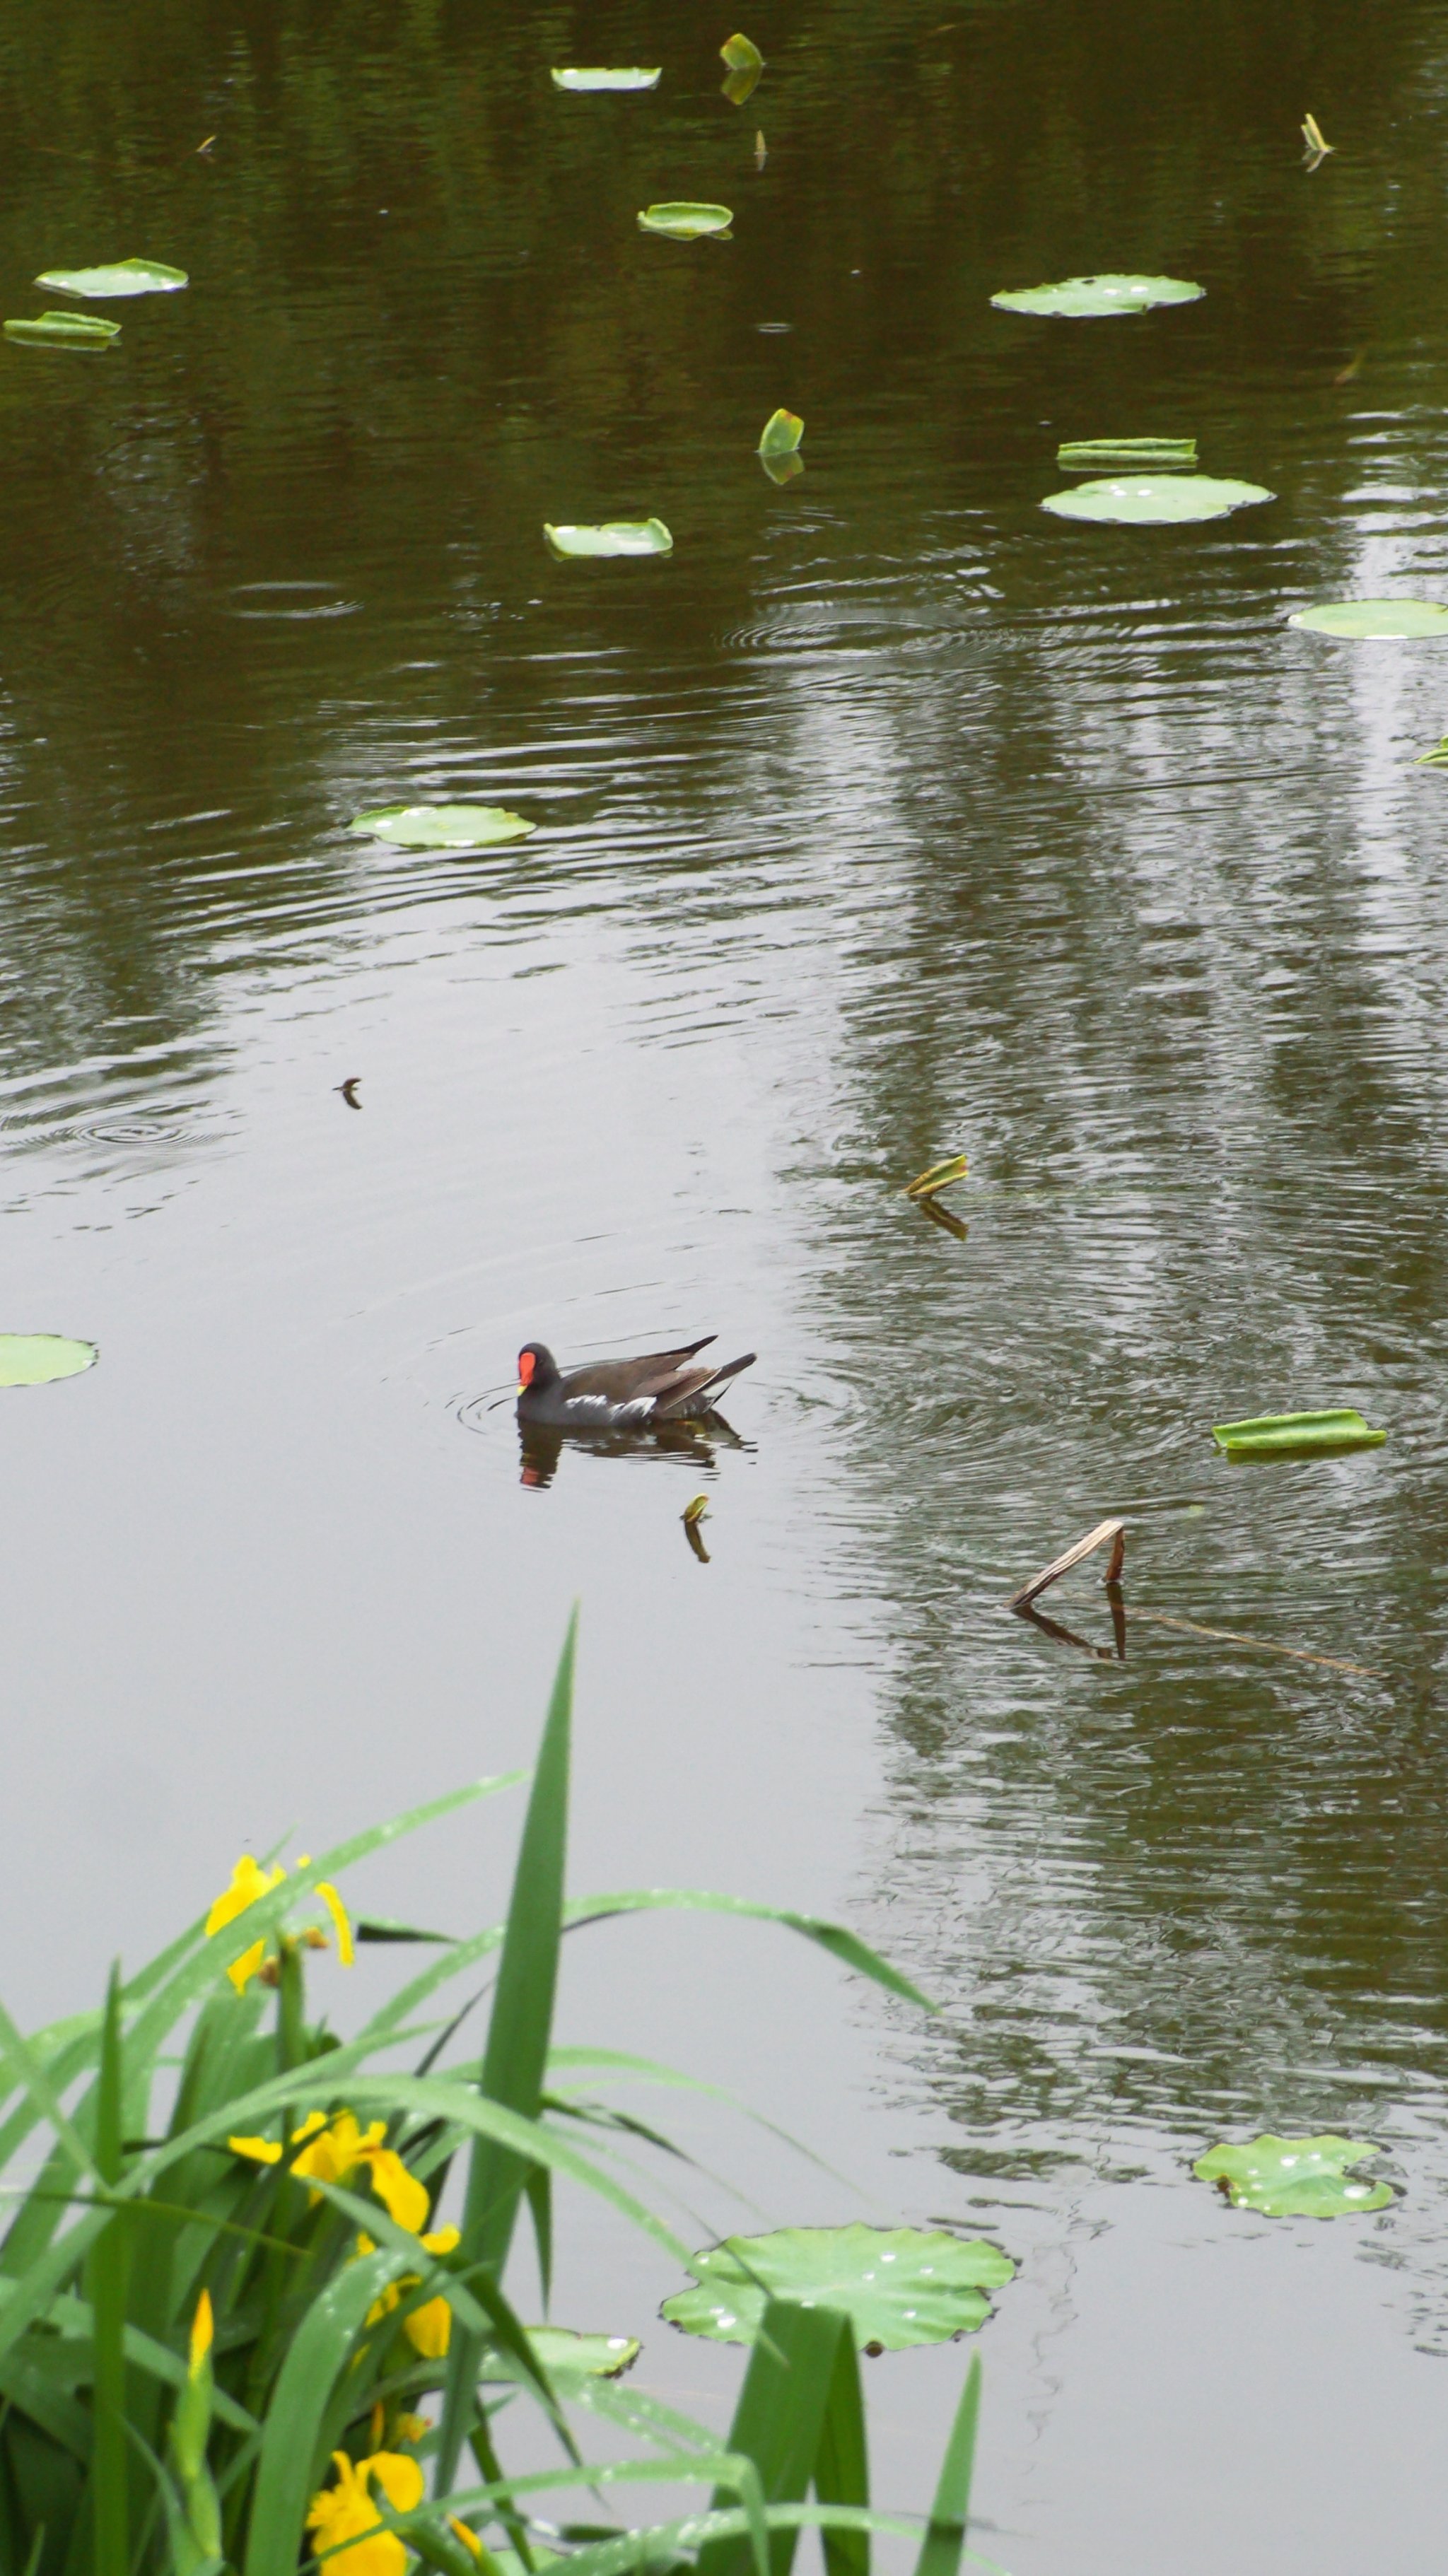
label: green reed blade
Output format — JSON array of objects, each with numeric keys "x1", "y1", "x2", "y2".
[
  {"x1": 240, "y1": 2245, "x2": 399, "y2": 2576},
  {"x1": 913, "y1": 2355, "x2": 980, "y2": 2576},
  {"x1": 815, "y1": 2329, "x2": 870, "y2": 2576},
  {"x1": 88, "y1": 1966, "x2": 129, "y2": 2576},
  {"x1": 699, "y1": 2298, "x2": 849, "y2": 2576}
]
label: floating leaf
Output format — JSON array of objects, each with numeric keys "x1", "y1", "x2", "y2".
[
  {"x1": 1193, "y1": 2135, "x2": 1391, "y2": 2218},
  {"x1": 1301, "y1": 112, "x2": 1334, "y2": 165},
  {"x1": 723, "y1": 64, "x2": 762, "y2": 105},
  {"x1": 1056, "y1": 438, "x2": 1197, "y2": 469},
  {"x1": 991, "y1": 273, "x2": 1204, "y2": 319},
  {"x1": 479, "y1": 2328, "x2": 640, "y2": 2383},
  {"x1": 544, "y1": 519, "x2": 673, "y2": 558},
  {"x1": 661, "y1": 2223, "x2": 1013, "y2": 2351},
  {"x1": 1042, "y1": 475, "x2": 1273, "y2": 525},
  {"x1": 1290, "y1": 599, "x2": 1448, "y2": 638},
  {"x1": 1211, "y1": 1407, "x2": 1385, "y2": 1460},
  {"x1": 0, "y1": 1334, "x2": 98, "y2": 1388},
  {"x1": 682, "y1": 1495, "x2": 710, "y2": 1526},
  {"x1": 758, "y1": 408, "x2": 804, "y2": 457},
  {"x1": 35, "y1": 259, "x2": 187, "y2": 299},
  {"x1": 551, "y1": 68, "x2": 661, "y2": 92},
  {"x1": 1415, "y1": 737, "x2": 1448, "y2": 766},
  {"x1": 905, "y1": 1154, "x2": 968, "y2": 1200},
  {"x1": 346, "y1": 805, "x2": 536, "y2": 849},
  {"x1": 637, "y1": 203, "x2": 733, "y2": 240},
  {"x1": 720, "y1": 33, "x2": 765, "y2": 71},
  {"x1": 6, "y1": 311, "x2": 121, "y2": 349}
]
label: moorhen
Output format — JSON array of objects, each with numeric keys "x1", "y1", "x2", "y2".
[{"x1": 515, "y1": 1334, "x2": 756, "y2": 1429}]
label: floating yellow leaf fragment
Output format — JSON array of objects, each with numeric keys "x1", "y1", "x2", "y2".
[
  {"x1": 904, "y1": 1153, "x2": 968, "y2": 1200},
  {"x1": 682, "y1": 1495, "x2": 710, "y2": 1525},
  {"x1": 1301, "y1": 111, "x2": 1333, "y2": 167}
]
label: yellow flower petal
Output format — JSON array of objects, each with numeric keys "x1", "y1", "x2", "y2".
[
  {"x1": 317, "y1": 1880, "x2": 355, "y2": 1967},
  {"x1": 205, "y1": 1855, "x2": 285, "y2": 1938},
  {"x1": 403, "y1": 2293, "x2": 452, "y2": 2359},
  {"x1": 226, "y1": 1936, "x2": 267, "y2": 1995},
  {"x1": 228, "y1": 2134, "x2": 284, "y2": 2166},
  {"x1": 305, "y1": 2451, "x2": 421, "y2": 2576},
  {"x1": 421, "y1": 2225, "x2": 460, "y2": 2256},
  {"x1": 450, "y1": 2518, "x2": 484, "y2": 2560},
  {"x1": 368, "y1": 2453, "x2": 424, "y2": 2514},
  {"x1": 189, "y1": 2289, "x2": 214, "y2": 2373},
  {"x1": 291, "y1": 2111, "x2": 328, "y2": 2145},
  {"x1": 363, "y1": 2147, "x2": 430, "y2": 2236}
]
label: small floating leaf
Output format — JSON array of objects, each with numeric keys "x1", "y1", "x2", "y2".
[
  {"x1": 1211, "y1": 1407, "x2": 1385, "y2": 1459},
  {"x1": 35, "y1": 259, "x2": 187, "y2": 299},
  {"x1": 551, "y1": 68, "x2": 661, "y2": 92},
  {"x1": 637, "y1": 202, "x2": 733, "y2": 240},
  {"x1": 544, "y1": 519, "x2": 673, "y2": 558},
  {"x1": 682, "y1": 1495, "x2": 710, "y2": 1526},
  {"x1": 905, "y1": 1154, "x2": 968, "y2": 1200},
  {"x1": 1415, "y1": 737, "x2": 1448, "y2": 766},
  {"x1": 1056, "y1": 438, "x2": 1197, "y2": 469},
  {"x1": 720, "y1": 33, "x2": 765, "y2": 71},
  {"x1": 991, "y1": 273, "x2": 1204, "y2": 319},
  {"x1": 662, "y1": 2224, "x2": 1014, "y2": 2350},
  {"x1": 1301, "y1": 112, "x2": 1334, "y2": 163},
  {"x1": 480, "y1": 2329, "x2": 641, "y2": 2383},
  {"x1": 1193, "y1": 2135, "x2": 1391, "y2": 2218},
  {"x1": 0, "y1": 1334, "x2": 98, "y2": 1388},
  {"x1": 347, "y1": 804, "x2": 536, "y2": 849},
  {"x1": 6, "y1": 311, "x2": 121, "y2": 349},
  {"x1": 1290, "y1": 599, "x2": 1448, "y2": 638},
  {"x1": 758, "y1": 408, "x2": 803, "y2": 457},
  {"x1": 1042, "y1": 475, "x2": 1273, "y2": 525}
]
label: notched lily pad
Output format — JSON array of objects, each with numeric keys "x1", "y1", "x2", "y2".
[
  {"x1": 1194, "y1": 2134, "x2": 1393, "y2": 2218},
  {"x1": 1211, "y1": 1407, "x2": 1384, "y2": 1460},
  {"x1": 6, "y1": 311, "x2": 121, "y2": 349},
  {"x1": 992, "y1": 274, "x2": 1204, "y2": 319},
  {"x1": 1290, "y1": 599, "x2": 1448, "y2": 638},
  {"x1": 480, "y1": 2328, "x2": 641, "y2": 2383},
  {"x1": 662, "y1": 2223, "x2": 1014, "y2": 2350},
  {"x1": 551, "y1": 69, "x2": 661, "y2": 92},
  {"x1": 637, "y1": 203, "x2": 733, "y2": 240},
  {"x1": 759, "y1": 408, "x2": 804, "y2": 457},
  {"x1": 347, "y1": 804, "x2": 536, "y2": 849},
  {"x1": 36, "y1": 259, "x2": 187, "y2": 299},
  {"x1": 0, "y1": 1334, "x2": 98, "y2": 1388},
  {"x1": 1056, "y1": 438, "x2": 1196, "y2": 470},
  {"x1": 1042, "y1": 475, "x2": 1273, "y2": 525},
  {"x1": 544, "y1": 519, "x2": 673, "y2": 558}
]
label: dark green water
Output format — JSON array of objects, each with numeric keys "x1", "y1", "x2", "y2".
[{"x1": 4, "y1": 1, "x2": 1448, "y2": 2565}]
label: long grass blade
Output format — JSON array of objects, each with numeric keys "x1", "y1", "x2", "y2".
[
  {"x1": 814, "y1": 2329, "x2": 869, "y2": 2576},
  {"x1": 240, "y1": 2246, "x2": 402, "y2": 2576},
  {"x1": 87, "y1": 1964, "x2": 129, "y2": 2576},
  {"x1": 699, "y1": 2297, "x2": 848, "y2": 2576},
  {"x1": 913, "y1": 2355, "x2": 981, "y2": 2576}
]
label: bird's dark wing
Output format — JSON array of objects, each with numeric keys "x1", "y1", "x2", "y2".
[
  {"x1": 559, "y1": 1336, "x2": 716, "y2": 1404},
  {"x1": 652, "y1": 1352, "x2": 756, "y2": 1419}
]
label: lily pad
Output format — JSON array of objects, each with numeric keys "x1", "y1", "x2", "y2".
[
  {"x1": 1211, "y1": 1407, "x2": 1384, "y2": 1460},
  {"x1": 637, "y1": 203, "x2": 733, "y2": 240},
  {"x1": 720, "y1": 34, "x2": 765, "y2": 71},
  {"x1": 661, "y1": 2223, "x2": 1013, "y2": 2351},
  {"x1": 480, "y1": 2328, "x2": 640, "y2": 2383},
  {"x1": 1193, "y1": 2135, "x2": 1393, "y2": 2218},
  {"x1": 759, "y1": 409, "x2": 803, "y2": 458},
  {"x1": 1056, "y1": 438, "x2": 1196, "y2": 469},
  {"x1": 992, "y1": 273, "x2": 1203, "y2": 319},
  {"x1": 6, "y1": 312, "x2": 121, "y2": 349},
  {"x1": 1042, "y1": 475, "x2": 1273, "y2": 525},
  {"x1": 346, "y1": 805, "x2": 536, "y2": 849},
  {"x1": 35, "y1": 259, "x2": 187, "y2": 299},
  {"x1": 1290, "y1": 599, "x2": 1448, "y2": 638},
  {"x1": 544, "y1": 519, "x2": 673, "y2": 558},
  {"x1": 0, "y1": 1335, "x2": 98, "y2": 1388},
  {"x1": 551, "y1": 69, "x2": 661, "y2": 92}
]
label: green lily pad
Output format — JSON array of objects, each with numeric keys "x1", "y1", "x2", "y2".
[
  {"x1": 992, "y1": 273, "x2": 1204, "y2": 319},
  {"x1": 35, "y1": 259, "x2": 187, "y2": 299},
  {"x1": 480, "y1": 2328, "x2": 641, "y2": 2384},
  {"x1": 637, "y1": 203, "x2": 733, "y2": 240},
  {"x1": 1290, "y1": 599, "x2": 1448, "y2": 638},
  {"x1": 0, "y1": 1335, "x2": 98, "y2": 1388},
  {"x1": 551, "y1": 68, "x2": 661, "y2": 92},
  {"x1": 1056, "y1": 438, "x2": 1197, "y2": 469},
  {"x1": 661, "y1": 2223, "x2": 1014, "y2": 2351},
  {"x1": 1194, "y1": 2135, "x2": 1393, "y2": 2218},
  {"x1": 6, "y1": 311, "x2": 121, "y2": 349},
  {"x1": 1211, "y1": 1408, "x2": 1385, "y2": 1460},
  {"x1": 1042, "y1": 475, "x2": 1273, "y2": 524},
  {"x1": 347, "y1": 804, "x2": 535, "y2": 849},
  {"x1": 544, "y1": 519, "x2": 673, "y2": 558},
  {"x1": 720, "y1": 33, "x2": 765, "y2": 71},
  {"x1": 759, "y1": 409, "x2": 803, "y2": 457}
]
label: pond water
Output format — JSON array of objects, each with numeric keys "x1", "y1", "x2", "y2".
[{"x1": 3, "y1": 1, "x2": 1448, "y2": 2566}]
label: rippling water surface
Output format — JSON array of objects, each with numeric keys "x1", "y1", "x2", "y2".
[{"x1": 3, "y1": 3, "x2": 1448, "y2": 2567}]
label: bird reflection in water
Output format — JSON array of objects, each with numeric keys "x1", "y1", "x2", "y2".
[{"x1": 518, "y1": 1410, "x2": 748, "y2": 1490}]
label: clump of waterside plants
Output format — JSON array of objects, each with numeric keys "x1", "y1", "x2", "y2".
[{"x1": 0, "y1": 1619, "x2": 989, "y2": 2576}]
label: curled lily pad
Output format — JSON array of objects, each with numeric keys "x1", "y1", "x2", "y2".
[
  {"x1": 1211, "y1": 1407, "x2": 1384, "y2": 1459},
  {"x1": 637, "y1": 203, "x2": 733, "y2": 240},
  {"x1": 6, "y1": 311, "x2": 121, "y2": 349},
  {"x1": 35, "y1": 259, "x2": 187, "y2": 299},
  {"x1": 544, "y1": 519, "x2": 673, "y2": 558},
  {"x1": 1042, "y1": 475, "x2": 1272, "y2": 524},
  {"x1": 347, "y1": 804, "x2": 535, "y2": 849},
  {"x1": 1290, "y1": 599, "x2": 1448, "y2": 638},
  {"x1": 992, "y1": 274, "x2": 1204, "y2": 319},
  {"x1": 551, "y1": 68, "x2": 660, "y2": 92},
  {"x1": 0, "y1": 1335, "x2": 98, "y2": 1387},
  {"x1": 1194, "y1": 2135, "x2": 1393, "y2": 2218},
  {"x1": 480, "y1": 2328, "x2": 640, "y2": 2383},
  {"x1": 906, "y1": 1153, "x2": 968, "y2": 1200},
  {"x1": 759, "y1": 408, "x2": 804, "y2": 457},
  {"x1": 662, "y1": 2223, "x2": 1013, "y2": 2350},
  {"x1": 1056, "y1": 438, "x2": 1196, "y2": 469},
  {"x1": 720, "y1": 33, "x2": 765, "y2": 71}
]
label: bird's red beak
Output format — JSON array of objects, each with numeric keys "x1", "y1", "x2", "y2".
[{"x1": 517, "y1": 1351, "x2": 535, "y2": 1391}]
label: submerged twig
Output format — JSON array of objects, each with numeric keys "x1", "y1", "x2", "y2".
[{"x1": 1128, "y1": 1610, "x2": 1379, "y2": 1677}]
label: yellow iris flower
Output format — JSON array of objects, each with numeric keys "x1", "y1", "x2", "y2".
[
  {"x1": 306, "y1": 2449, "x2": 423, "y2": 2576},
  {"x1": 204, "y1": 1855, "x2": 354, "y2": 1991},
  {"x1": 358, "y1": 2224, "x2": 461, "y2": 2355}
]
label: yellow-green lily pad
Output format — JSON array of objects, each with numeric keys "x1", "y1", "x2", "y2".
[
  {"x1": 544, "y1": 520, "x2": 672, "y2": 558},
  {"x1": 35, "y1": 259, "x2": 187, "y2": 299},
  {"x1": 1194, "y1": 2135, "x2": 1393, "y2": 2218},
  {"x1": 992, "y1": 273, "x2": 1203, "y2": 319},
  {"x1": 1042, "y1": 475, "x2": 1272, "y2": 525},
  {"x1": 1056, "y1": 438, "x2": 1197, "y2": 469},
  {"x1": 551, "y1": 69, "x2": 660, "y2": 92},
  {"x1": 0, "y1": 1335, "x2": 98, "y2": 1387},
  {"x1": 662, "y1": 2223, "x2": 1013, "y2": 2350},
  {"x1": 1290, "y1": 599, "x2": 1448, "y2": 638},
  {"x1": 637, "y1": 203, "x2": 733, "y2": 240},
  {"x1": 346, "y1": 805, "x2": 535, "y2": 849},
  {"x1": 759, "y1": 408, "x2": 803, "y2": 457},
  {"x1": 1211, "y1": 1408, "x2": 1384, "y2": 1460},
  {"x1": 6, "y1": 311, "x2": 121, "y2": 349},
  {"x1": 480, "y1": 2328, "x2": 640, "y2": 2383}
]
